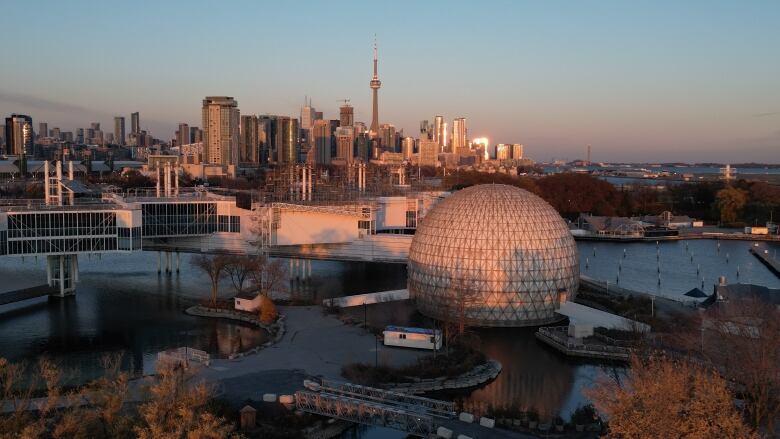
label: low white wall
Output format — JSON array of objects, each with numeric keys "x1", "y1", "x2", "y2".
[
  {"x1": 323, "y1": 289, "x2": 409, "y2": 307},
  {"x1": 558, "y1": 301, "x2": 651, "y2": 332}
]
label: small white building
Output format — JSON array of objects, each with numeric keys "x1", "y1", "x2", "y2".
[
  {"x1": 234, "y1": 292, "x2": 262, "y2": 312},
  {"x1": 383, "y1": 325, "x2": 442, "y2": 350}
]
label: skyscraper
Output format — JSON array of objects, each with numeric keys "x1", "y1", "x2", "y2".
[
  {"x1": 339, "y1": 103, "x2": 354, "y2": 127},
  {"x1": 451, "y1": 118, "x2": 467, "y2": 153},
  {"x1": 202, "y1": 96, "x2": 240, "y2": 165},
  {"x1": 418, "y1": 140, "x2": 438, "y2": 167},
  {"x1": 130, "y1": 112, "x2": 140, "y2": 134},
  {"x1": 51, "y1": 127, "x2": 61, "y2": 141},
  {"x1": 353, "y1": 133, "x2": 368, "y2": 162},
  {"x1": 512, "y1": 144, "x2": 524, "y2": 160},
  {"x1": 257, "y1": 116, "x2": 274, "y2": 163},
  {"x1": 442, "y1": 122, "x2": 448, "y2": 152},
  {"x1": 176, "y1": 123, "x2": 190, "y2": 148},
  {"x1": 38, "y1": 122, "x2": 48, "y2": 139},
  {"x1": 496, "y1": 144, "x2": 511, "y2": 160},
  {"x1": 4, "y1": 114, "x2": 33, "y2": 156},
  {"x1": 369, "y1": 40, "x2": 381, "y2": 137},
  {"x1": 420, "y1": 120, "x2": 432, "y2": 140},
  {"x1": 300, "y1": 100, "x2": 315, "y2": 130},
  {"x1": 378, "y1": 124, "x2": 396, "y2": 151},
  {"x1": 312, "y1": 119, "x2": 331, "y2": 165},
  {"x1": 335, "y1": 126, "x2": 355, "y2": 163},
  {"x1": 274, "y1": 116, "x2": 298, "y2": 164},
  {"x1": 114, "y1": 117, "x2": 126, "y2": 146},
  {"x1": 189, "y1": 126, "x2": 200, "y2": 143},
  {"x1": 239, "y1": 115, "x2": 259, "y2": 164},
  {"x1": 433, "y1": 116, "x2": 444, "y2": 148},
  {"x1": 402, "y1": 137, "x2": 414, "y2": 159}
]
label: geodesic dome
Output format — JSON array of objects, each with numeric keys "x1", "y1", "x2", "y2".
[{"x1": 408, "y1": 184, "x2": 579, "y2": 327}]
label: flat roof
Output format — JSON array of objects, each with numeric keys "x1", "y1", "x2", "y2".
[{"x1": 384, "y1": 325, "x2": 439, "y2": 335}]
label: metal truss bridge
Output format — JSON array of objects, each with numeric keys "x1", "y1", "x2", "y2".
[{"x1": 295, "y1": 379, "x2": 454, "y2": 437}]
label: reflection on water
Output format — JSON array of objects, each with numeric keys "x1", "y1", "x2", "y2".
[
  {"x1": 439, "y1": 328, "x2": 611, "y2": 420},
  {"x1": 0, "y1": 253, "x2": 269, "y2": 384}
]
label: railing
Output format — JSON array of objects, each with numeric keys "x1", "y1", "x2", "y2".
[
  {"x1": 294, "y1": 390, "x2": 436, "y2": 437},
  {"x1": 156, "y1": 346, "x2": 210, "y2": 366},
  {"x1": 0, "y1": 200, "x2": 124, "y2": 212},
  {"x1": 538, "y1": 326, "x2": 632, "y2": 356},
  {"x1": 319, "y1": 379, "x2": 455, "y2": 418}
]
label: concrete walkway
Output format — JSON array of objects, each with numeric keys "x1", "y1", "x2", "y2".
[{"x1": 197, "y1": 306, "x2": 425, "y2": 403}]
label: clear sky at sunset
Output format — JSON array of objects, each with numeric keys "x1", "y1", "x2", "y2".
[{"x1": 1, "y1": 0, "x2": 779, "y2": 162}]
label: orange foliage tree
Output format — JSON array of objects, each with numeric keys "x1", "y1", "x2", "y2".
[{"x1": 588, "y1": 354, "x2": 756, "y2": 438}]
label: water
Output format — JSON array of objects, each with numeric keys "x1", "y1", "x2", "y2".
[
  {"x1": 544, "y1": 165, "x2": 780, "y2": 175},
  {"x1": 0, "y1": 252, "x2": 274, "y2": 384},
  {"x1": 579, "y1": 240, "x2": 780, "y2": 297},
  {"x1": 1, "y1": 240, "x2": 778, "y2": 437}
]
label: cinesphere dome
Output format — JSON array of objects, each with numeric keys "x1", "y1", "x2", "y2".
[{"x1": 408, "y1": 184, "x2": 579, "y2": 327}]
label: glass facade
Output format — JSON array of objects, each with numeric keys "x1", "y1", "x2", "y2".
[
  {"x1": 408, "y1": 185, "x2": 579, "y2": 327},
  {"x1": 4, "y1": 211, "x2": 140, "y2": 255},
  {"x1": 142, "y1": 202, "x2": 217, "y2": 237}
]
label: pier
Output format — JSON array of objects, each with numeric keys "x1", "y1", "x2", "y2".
[
  {"x1": 750, "y1": 245, "x2": 780, "y2": 278},
  {"x1": 0, "y1": 284, "x2": 58, "y2": 306},
  {"x1": 535, "y1": 326, "x2": 631, "y2": 361}
]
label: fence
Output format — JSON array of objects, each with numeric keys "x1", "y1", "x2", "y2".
[{"x1": 156, "y1": 346, "x2": 210, "y2": 367}]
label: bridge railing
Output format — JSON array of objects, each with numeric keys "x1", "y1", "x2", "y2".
[
  {"x1": 319, "y1": 379, "x2": 455, "y2": 418},
  {"x1": 294, "y1": 390, "x2": 436, "y2": 436}
]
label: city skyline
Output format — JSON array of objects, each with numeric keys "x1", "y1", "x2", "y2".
[{"x1": 1, "y1": 1, "x2": 779, "y2": 162}]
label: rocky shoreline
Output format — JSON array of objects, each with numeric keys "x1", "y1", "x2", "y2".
[{"x1": 388, "y1": 359, "x2": 502, "y2": 394}]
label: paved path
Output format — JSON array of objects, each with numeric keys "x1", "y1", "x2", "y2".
[{"x1": 197, "y1": 306, "x2": 425, "y2": 403}]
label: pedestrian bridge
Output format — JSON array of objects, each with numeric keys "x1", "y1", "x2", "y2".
[{"x1": 296, "y1": 379, "x2": 528, "y2": 438}]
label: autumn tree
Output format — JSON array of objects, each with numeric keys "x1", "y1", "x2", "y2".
[
  {"x1": 191, "y1": 254, "x2": 231, "y2": 307},
  {"x1": 134, "y1": 360, "x2": 237, "y2": 439},
  {"x1": 536, "y1": 173, "x2": 623, "y2": 218},
  {"x1": 258, "y1": 295, "x2": 278, "y2": 324},
  {"x1": 588, "y1": 354, "x2": 757, "y2": 439},
  {"x1": 716, "y1": 186, "x2": 748, "y2": 224},
  {"x1": 53, "y1": 355, "x2": 132, "y2": 438}
]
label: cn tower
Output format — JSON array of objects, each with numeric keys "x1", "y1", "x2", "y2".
[{"x1": 369, "y1": 38, "x2": 381, "y2": 137}]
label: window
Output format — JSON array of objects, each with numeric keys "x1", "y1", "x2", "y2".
[{"x1": 398, "y1": 334, "x2": 406, "y2": 339}]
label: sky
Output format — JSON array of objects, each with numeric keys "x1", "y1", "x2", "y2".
[{"x1": 1, "y1": 0, "x2": 779, "y2": 163}]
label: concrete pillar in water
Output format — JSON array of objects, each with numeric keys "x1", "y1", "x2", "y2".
[
  {"x1": 176, "y1": 252, "x2": 181, "y2": 273},
  {"x1": 46, "y1": 254, "x2": 78, "y2": 297},
  {"x1": 158, "y1": 252, "x2": 162, "y2": 274}
]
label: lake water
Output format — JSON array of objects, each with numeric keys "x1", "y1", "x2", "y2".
[
  {"x1": 0, "y1": 239, "x2": 778, "y2": 436},
  {"x1": 579, "y1": 239, "x2": 780, "y2": 297}
]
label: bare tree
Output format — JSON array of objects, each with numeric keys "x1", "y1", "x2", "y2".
[
  {"x1": 223, "y1": 255, "x2": 254, "y2": 294},
  {"x1": 700, "y1": 296, "x2": 780, "y2": 434},
  {"x1": 439, "y1": 277, "x2": 480, "y2": 353},
  {"x1": 191, "y1": 254, "x2": 231, "y2": 307},
  {"x1": 588, "y1": 354, "x2": 757, "y2": 438},
  {"x1": 246, "y1": 255, "x2": 287, "y2": 298}
]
